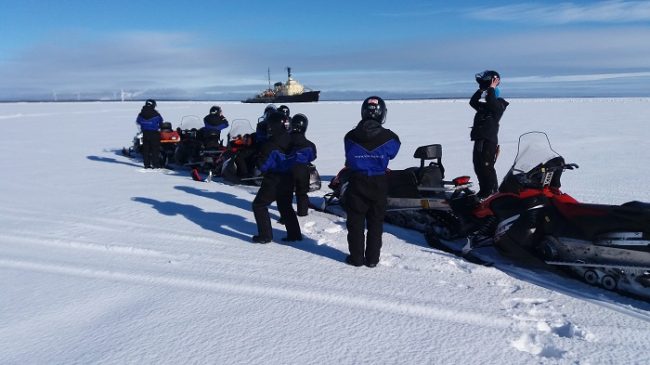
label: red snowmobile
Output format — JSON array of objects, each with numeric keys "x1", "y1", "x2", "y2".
[{"x1": 430, "y1": 132, "x2": 650, "y2": 299}]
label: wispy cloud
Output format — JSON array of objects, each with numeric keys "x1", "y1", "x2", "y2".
[{"x1": 468, "y1": 1, "x2": 650, "y2": 24}]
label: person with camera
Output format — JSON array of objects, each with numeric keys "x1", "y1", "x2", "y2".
[
  {"x1": 343, "y1": 96, "x2": 400, "y2": 268},
  {"x1": 251, "y1": 112, "x2": 302, "y2": 244},
  {"x1": 202, "y1": 105, "x2": 229, "y2": 148},
  {"x1": 469, "y1": 70, "x2": 509, "y2": 199},
  {"x1": 136, "y1": 99, "x2": 164, "y2": 169}
]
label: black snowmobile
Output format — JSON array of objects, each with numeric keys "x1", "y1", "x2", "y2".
[
  {"x1": 217, "y1": 119, "x2": 263, "y2": 185},
  {"x1": 437, "y1": 132, "x2": 650, "y2": 299},
  {"x1": 323, "y1": 144, "x2": 475, "y2": 234},
  {"x1": 174, "y1": 115, "x2": 207, "y2": 167}
]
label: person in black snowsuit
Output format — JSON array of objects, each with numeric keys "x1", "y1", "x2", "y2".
[
  {"x1": 136, "y1": 99, "x2": 164, "y2": 169},
  {"x1": 470, "y1": 70, "x2": 509, "y2": 199},
  {"x1": 343, "y1": 96, "x2": 400, "y2": 267},
  {"x1": 254, "y1": 104, "x2": 277, "y2": 147},
  {"x1": 251, "y1": 112, "x2": 301, "y2": 244},
  {"x1": 202, "y1": 105, "x2": 229, "y2": 148},
  {"x1": 289, "y1": 113, "x2": 317, "y2": 216}
]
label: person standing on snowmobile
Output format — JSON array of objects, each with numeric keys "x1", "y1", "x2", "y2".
[
  {"x1": 202, "y1": 105, "x2": 229, "y2": 148},
  {"x1": 251, "y1": 112, "x2": 301, "y2": 244},
  {"x1": 343, "y1": 96, "x2": 400, "y2": 267},
  {"x1": 289, "y1": 113, "x2": 317, "y2": 216},
  {"x1": 136, "y1": 99, "x2": 164, "y2": 169},
  {"x1": 470, "y1": 70, "x2": 509, "y2": 199}
]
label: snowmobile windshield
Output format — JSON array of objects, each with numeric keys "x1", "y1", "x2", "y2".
[
  {"x1": 178, "y1": 115, "x2": 203, "y2": 131},
  {"x1": 227, "y1": 119, "x2": 254, "y2": 141},
  {"x1": 511, "y1": 132, "x2": 561, "y2": 175}
]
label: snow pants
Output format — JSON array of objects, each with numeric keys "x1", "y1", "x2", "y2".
[
  {"x1": 344, "y1": 173, "x2": 388, "y2": 266},
  {"x1": 252, "y1": 173, "x2": 300, "y2": 241},
  {"x1": 142, "y1": 130, "x2": 161, "y2": 168},
  {"x1": 473, "y1": 139, "x2": 499, "y2": 198},
  {"x1": 292, "y1": 164, "x2": 311, "y2": 216}
]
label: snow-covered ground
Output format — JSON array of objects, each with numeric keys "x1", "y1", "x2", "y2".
[{"x1": 1, "y1": 99, "x2": 649, "y2": 364}]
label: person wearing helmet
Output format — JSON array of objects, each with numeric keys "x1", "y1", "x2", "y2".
[
  {"x1": 343, "y1": 96, "x2": 401, "y2": 267},
  {"x1": 278, "y1": 105, "x2": 290, "y2": 117},
  {"x1": 470, "y1": 70, "x2": 509, "y2": 199},
  {"x1": 255, "y1": 104, "x2": 277, "y2": 146},
  {"x1": 202, "y1": 105, "x2": 229, "y2": 148},
  {"x1": 251, "y1": 111, "x2": 301, "y2": 244},
  {"x1": 136, "y1": 99, "x2": 164, "y2": 168},
  {"x1": 289, "y1": 113, "x2": 317, "y2": 216},
  {"x1": 277, "y1": 105, "x2": 292, "y2": 130}
]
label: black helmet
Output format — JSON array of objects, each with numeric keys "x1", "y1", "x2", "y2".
[
  {"x1": 259, "y1": 104, "x2": 277, "y2": 123},
  {"x1": 263, "y1": 104, "x2": 277, "y2": 117},
  {"x1": 278, "y1": 105, "x2": 290, "y2": 117},
  {"x1": 290, "y1": 113, "x2": 308, "y2": 134},
  {"x1": 266, "y1": 111, "x2": 288, "y2": 137},
  {"x1": 144, "y1": 99, "x2": 157, "y2": 108},
  {"x1": 361, "y1": 96, "x2": 387, "y2": 123},
  {"x1": 475, "y1": 70, "x2": 500, "y2": 90},
  {"x1": 209, "y1": 105, "x2": 222, "y2": 115}
]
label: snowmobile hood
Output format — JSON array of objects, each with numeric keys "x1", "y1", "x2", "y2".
[
  {"x1": 139, "y1": 106, "x2": 160, "y2": 120},
  {"x1": 350, "y1": 119, "x2": 384, "y2": 142}
]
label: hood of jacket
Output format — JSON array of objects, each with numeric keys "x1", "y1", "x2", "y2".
[{"x1": 349, "y1": 119, "x2": 383, "y2": 142}]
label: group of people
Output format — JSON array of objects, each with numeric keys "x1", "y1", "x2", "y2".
[
  {"x1": 134, "y1": 69, "x2": 508, "y2": 268},
  {"x1": 250, "y1": 105, "x2": 317, "y2": 244}
]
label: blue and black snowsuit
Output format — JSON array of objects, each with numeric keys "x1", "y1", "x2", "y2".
[
  {"x1": 136, "y1": 105, "x2": 164, "y2": 168},
  {"x1": 343, "y1": 118, "x2": 400, "y2": 266},
  {"x1": 290, "y1": 132, "x2": 317, "y2": 216},
  {"x1": 202, "y1": 114, "x2": 229, "y2": 148},
  {"x1": 252, "y1": 116, "x2": 300, "y2": 242},
  {"x1": 469, "y1": 87, "x2": 509, "y2": 198}
]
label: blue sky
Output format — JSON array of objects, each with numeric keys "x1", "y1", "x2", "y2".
[{"x1": 1, "y1": 0, "x2": 650, "y2": 100}]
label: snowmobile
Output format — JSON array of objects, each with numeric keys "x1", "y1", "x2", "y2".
[
  {"x1": 435, "y1": 132, "x2": 650, "y2": 299},
  {"x1": 195, "y1": 118, "x2": 262, "y2": 185},
  {"x1": 189, "y1": 118, "x2": 250, "y2": 183},
  {"x1": 122, "y1": 121, "x2": 181, "y2": 168},
  {"x1": 323, "y1": 144, "x2": 475, "y2": 234},
  {"x1": 174, "y1": 115, "x2": 206, "y2": 167}
]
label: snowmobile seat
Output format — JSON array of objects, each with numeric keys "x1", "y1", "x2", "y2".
[
  {"x1": 413, "y1": 144, "x2": 445, "y2": 181},
  {"x1": 412, "y1": 144, "x2": 445, "y2": 188},
  {"x1": 622, "y1": 201, "x2": 650, "y2": 211},
  {"x1": 387, "y1": 170, "x2": 420, "y2": 198},
  {"x1": 413, "y1": 144, "x2": 442, "y2": 163}
]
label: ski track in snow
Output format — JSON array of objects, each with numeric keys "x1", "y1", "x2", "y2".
[{"x1": 0, "y1": 257, "x2": 513, "y2": 330}]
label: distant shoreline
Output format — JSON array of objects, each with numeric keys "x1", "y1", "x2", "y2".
[{"x1": 2, "y1": 95, "x2": 650, "y2": 103}]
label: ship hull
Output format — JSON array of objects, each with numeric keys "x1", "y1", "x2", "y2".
[{"x1": 242, "y1": 90, "x2": 320, "y2": 103}]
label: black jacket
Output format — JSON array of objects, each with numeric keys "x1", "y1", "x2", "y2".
[
  {"x1": 290, "y1": 133, "x2": 317, "y2": 165},
  {"x1": 256, "y1": 122, "x2": 293, "y2": 174},
  {"x1": 469, "y1": 88, "x2": 509, "y2": 144},
  {"x1": 203, "y1": 114, "x2": 229, "y2": 131}
]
